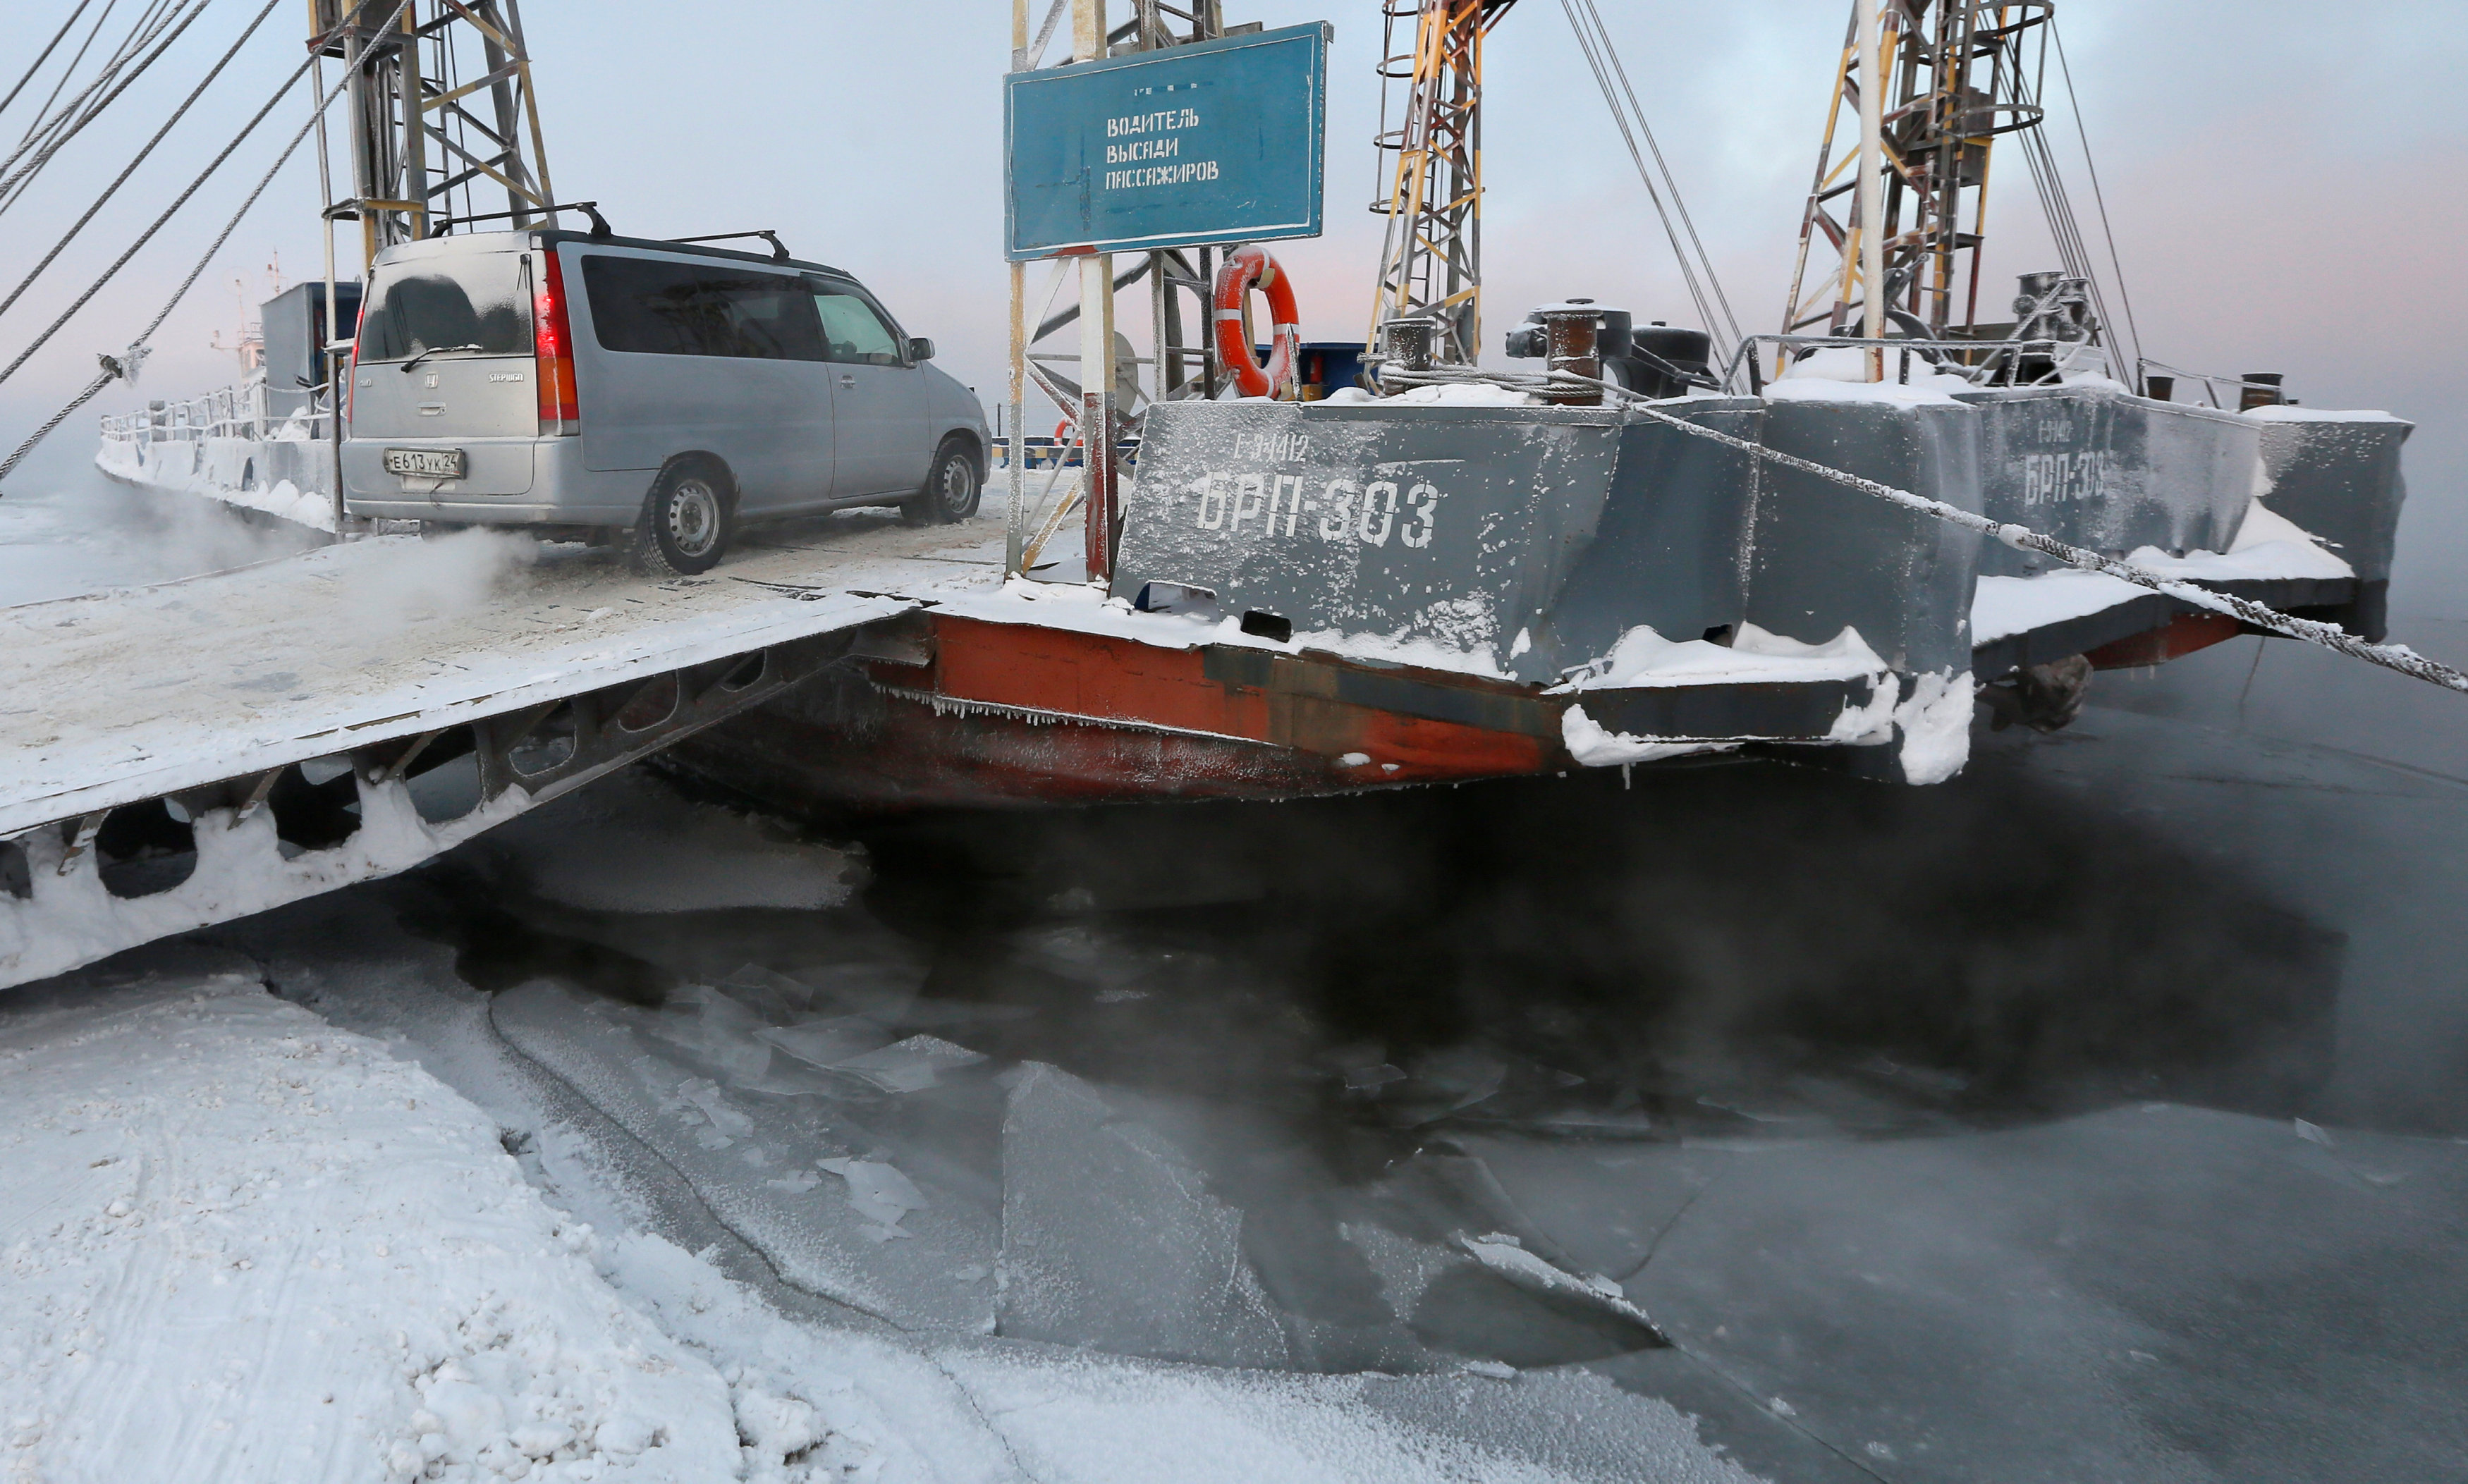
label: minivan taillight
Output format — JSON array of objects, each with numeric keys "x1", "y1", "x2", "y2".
[{"x1": 534, "y1": 250, "x2": 580, "y2": 436}]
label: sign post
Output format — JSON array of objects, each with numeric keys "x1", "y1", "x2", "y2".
[
  {"x1": 1071, "y1": 0, "x2": 1119, "y2": 582},
  {"x1": 1004, "y1": 15, "x2": 1330, "y2": 582}
]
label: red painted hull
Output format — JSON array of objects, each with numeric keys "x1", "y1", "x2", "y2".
[
  {"x1": 670, "y1": 613, "x2": 1562, "y2": 815},
  {"x1": 669, "y1": 598, "x2": 2268, "y2": 818}
]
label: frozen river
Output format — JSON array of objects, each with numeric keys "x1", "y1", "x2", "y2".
[{"x1": 5, "y1": 476, "x2": 2466, "y2": 1481}]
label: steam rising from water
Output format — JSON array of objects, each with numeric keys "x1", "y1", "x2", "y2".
[{"x1": 0, "y1": 464, "x2": 321, "y2": 606}]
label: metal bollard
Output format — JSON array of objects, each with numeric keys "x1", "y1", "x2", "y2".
[
  {"x1": 1537, "y1": 302, "x2": 1603, "y2": 406},
  {"x1": 2238, "y1": 373, "x2": 2285, "y2": 411},
  {"x1": 1378, "y1": 316, "x2": 1438, "y2": 377}
]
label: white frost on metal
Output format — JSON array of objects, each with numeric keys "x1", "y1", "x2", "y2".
[
  {"x1": 1892, "y1": 670, "x2": 1976, "y2": 785},
  {"x1": 1768, "y1": 346, "x2": 1974, "y2": 403},
  {"x1": 1970, "y1": 569, "x2": 2150, "y2": 644},
  {"x1": 97, "y1": 436, "x2": 339, "y2": 532},
  {"x1": 954, "y1": 574, "x2": 1530, "y2": 681},
  {"x1": 1563, "y1": 621, "x2": 1890, "y2": 692},
  {"x1": 2244, "y1": 404, "x2": 2408, "y2": 424},
  {"x1": 2125, "y1": 501, "x2": 2354, "y2": 582},
  {"x1": 0, "y1": 775, "x2": 529, "y2": 1002},
  {"x1": 1381, "y1": 382, "x2": 1542, "y2": 407},
  {"x1": 1558, "y1": 624, "x2": 1912, "y2": 769},
  {"x1": 1826, "y1": 675, "x2": 1900, "y2": 747},
  {"x1": 1559, "y1": 705, "x2": 1737, "y2": 767}
]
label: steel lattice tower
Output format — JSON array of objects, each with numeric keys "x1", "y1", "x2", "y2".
[
  {"x1": 311, "y1": 0, "x2": 559, "y2": 270},
  {"x1": 1365, "y1": 0, "x2": 1517, "y2": 366},
  {"x1": 1779, "y1": 0, "x2": 2052, "y2": 346}
]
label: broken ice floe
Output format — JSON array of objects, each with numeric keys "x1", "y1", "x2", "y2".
[
  {"x1": 997, "y1": 1061, "x2": 1289, "y2": 1368},
  {"x1": 819, "y1": 1156, "x2": 929, "y2": 1240},
  {"x1": 1452, "y1": 1232, "x2": 1668, "y2": 1345},
  {"x1": 831, "y1": 1034, "x2": 989, "y2": 1093},
  {"x1": 489, "y1": 983, "x2": 998, "y2": 1332}
]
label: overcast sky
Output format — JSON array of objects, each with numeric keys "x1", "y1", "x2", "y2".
[{"x1": 4, "y1": 1, "x2": 2462, "y2": 606}]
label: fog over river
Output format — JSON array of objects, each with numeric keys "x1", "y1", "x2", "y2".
[{"x1": 6, "y1": 470, "x2": 2466, "y2": 1482}]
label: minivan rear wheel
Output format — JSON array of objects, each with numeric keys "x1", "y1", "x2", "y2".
[
  {"x1": 631, "y1": 462, "x2": 733, "y2": 577},
  {"x1": 902, "y1": 439, "x2": 981, "y2": 526}
]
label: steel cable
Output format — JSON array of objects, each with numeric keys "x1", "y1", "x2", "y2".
[
  {"x1": 0, "y1": 0, "x2": 212, "y2": 213},
  {"x1": 2051, "y1": 21, "x2": 2143, "y2": 378},
  {"x1": 0, "y1": 8, "x2": 325, "y2": 391},
  {"x1": 0, "y1": 367, "x2": 121, "y2": 487},
  {"x1": 1375, "y1": 363, "x2": 2468, "y2": 699},
  {"x1": 0, "y1": 0, "x2": 101, "y2": 124},
  {"x1": 0, "y1": 0, "x2": 416, "y2": 489},
  {"x1": 12, "y1": 0, "x2": 125, "y2": 153},
  {"x1": 1571, "y1": 0, "x2": 1742, "y2": 349},
  {"x1": 0, "y1": 0, "x2": 169, "y2": 180},
  {"x1": 1557, "y1": 0, "x2": 1725, "y2": 348},
  {"x1": 0, "y1": 0, "x2": 280, "y2": 324}
]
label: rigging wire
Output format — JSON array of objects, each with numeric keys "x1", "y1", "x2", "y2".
[
  {"x1": 2, "y1": 0, "x2": 203, "y2": 197},
  {"x1": 0, "y1": 0, "x2": 212, "y2": 211},
  {"x1": 8, "y1": 0, "x2": 179, "y2": 164},
  {"x1": 0, "y1": 0, "x2": 281, "y2": 325},
  {"x1": 0, "y1": 1, "x2": 341, "y2": 391},
  {"x1": 0, "y1": 0, "x2": 419, "y2": 490},
  {"x1": 15, "y1": 0, "x2": 125, "y2": 150},
  {"x1": 1557, "y1": 0, "x2": 1740, "y2": 348},
  {"x1": 2009, "y1": 64, "x2": 2123, "y2": 364},
  {"x1": 2051, "y1": 20, "x2": 2142, "y2": 379},
  {"x1": 0, "y1": 0, "x2": 101, "y2": 124},
  {"x1": 1572, "y1": 0, "x2": 1742, "y2": 349}
]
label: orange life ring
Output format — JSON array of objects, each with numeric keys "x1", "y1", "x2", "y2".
[
  {"x1": 1053, "y1": 417, "x2": 1074, "y2": 445},
  {"x1": 1213, "y1": 245, "x2": 1301, "y2": 399}
]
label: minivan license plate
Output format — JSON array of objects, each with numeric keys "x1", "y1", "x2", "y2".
[{"x1": 384, "y1": 447, "x2": 465, "y2": 479}]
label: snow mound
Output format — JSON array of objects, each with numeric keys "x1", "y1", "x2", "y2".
[{"x1": 1768, "y1": 345, "x2": 1976, "y2": 404}]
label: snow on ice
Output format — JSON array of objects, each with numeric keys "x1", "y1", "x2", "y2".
[{"x1": 0, "y1": 959, "x2": 743, "y2": 1483}]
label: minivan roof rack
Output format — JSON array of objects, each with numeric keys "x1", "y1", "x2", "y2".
[
  {"x1": 427, "y1": 200, "x2": 611, "y2": 238},
  {"x1": 669, "y1": 230, "x2": 791, "y2": 262},
  {"x1": 524, "y1": 227, "x2": 847, "y2": 278}
]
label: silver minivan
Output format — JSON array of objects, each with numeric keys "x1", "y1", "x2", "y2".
[{"x1": 343, "y1": 228, "x2": 988, "y2": 574}]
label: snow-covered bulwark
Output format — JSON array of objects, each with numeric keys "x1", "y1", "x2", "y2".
[{"x1": 96, "y1": 434, "x2": 341, "y2": 533}]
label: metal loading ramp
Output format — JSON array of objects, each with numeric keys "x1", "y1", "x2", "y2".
[{"x1": 0, "y1": 514, "x2": 1003, "y2": 989}]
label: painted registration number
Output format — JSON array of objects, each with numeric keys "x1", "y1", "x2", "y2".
[{"x1": 384, "y1": 446, "x2": 465, "y2": 479}]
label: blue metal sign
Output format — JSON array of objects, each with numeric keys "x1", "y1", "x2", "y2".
[{"x1": 1005, "y1": 23, "x2": 1330, "y2": 262}]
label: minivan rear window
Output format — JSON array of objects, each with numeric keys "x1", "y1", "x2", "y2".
[
  {"x1": 581, "y1": 256, "x2": 824, "y2": 361},
  {"x1": 358, "y1": 252, "x2": 531, "y2": 362}
]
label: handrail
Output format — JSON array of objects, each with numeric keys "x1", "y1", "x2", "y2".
[{"x1": 98, "y1": 373, "x2": 333, "y2": 446}]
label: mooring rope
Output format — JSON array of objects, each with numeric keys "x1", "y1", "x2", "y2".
[{"x1": 1376, "y1": 363, "x2": 2468, "y2": 697}]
